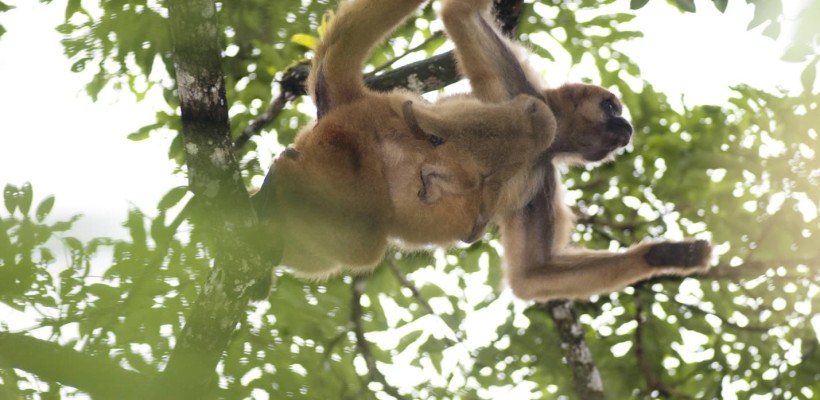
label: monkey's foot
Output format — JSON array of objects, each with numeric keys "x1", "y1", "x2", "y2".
[{"x1": 645, "y1": 240, "x2": 711, "y2": 268}]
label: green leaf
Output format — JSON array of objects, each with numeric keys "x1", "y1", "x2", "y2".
[
  {"x1": 64, "y1": 237, "x2": 83, "y2": 251},
  {"x1": 4, "y1": 184, "x2": 18, "y2": 214},
  {"x1": 0, "y1": 2, "x2": 14, "y2": 12},
  {"x1": 150, "y1": 211, "x2": 168, "y2": 243},
  {"x1": 395, "y1": 329, "x2": 423, "y2": 353},
  {"x1": 712, "y1": 0, "x2": 728, "y2": 13},
  {"x1": 782, "y1": 43, "x2": 812, "y2": 62},
  {"x1": 630, "y1": 0, "x2": 650, "y2": 9},
  {"x1": 747, "y1": 0, "x2": 782, "y2": 31},
  {"x1": 158, "y1": 187, "x2": 189, "y2": 210},
  {"x1": 418, "y1": 284, "x2": 447, "y2": 300},
  {"x1": 800, "y1": 58, "x2": 818, "y2": 93},
  {"x1": 124, "y1": 209, "x2": 147, "y2": 248},
  {"x1": 19, "y1": 182, "x2": 32, "y2": 215},
  {"x1": 35, "y1": 196, "x2": 55, "y2": 222},
  {"x1": 762, "y1": 19, "x2": 781, "y2": 39},
  {"x1": 65, "y1": 0, "x2": 82, "y2": 20},
  {"x1": 671, "y1": 0, "x2": 696, "y2": 12},
  {"x1": 127, "y1": 121, "x2": 164, "y2": 142},
  {"x1": 40, "y1": 248, "x2": 55, "y2": 263}
]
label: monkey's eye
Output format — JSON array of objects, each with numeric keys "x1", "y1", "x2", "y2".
[
  {"x1": 601, "y1": 99, "x2": 619, "y2": 116},
  {"x1": 428, "y1": 135, "x2": 445, "y2": 147}
]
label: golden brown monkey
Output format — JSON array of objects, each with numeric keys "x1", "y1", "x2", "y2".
[
  {"x1": 253, "y1": 0, "x2": 554, "y2": 278},
  {"x1": 440, "y1": 0, "x2": 712, "y2": 300}
]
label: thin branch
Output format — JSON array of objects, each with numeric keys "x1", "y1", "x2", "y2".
[
  {"x1": 370, "y1": 31, "x2": 445, "y2": 75},
  {"x1": 350, "y1": 275, "x2": 409, "y2": 400},
  {"x1": 386, "y1": 259, "x2": 437, "y2": 316},
  {"x1": 385, "y1": 258, "x2": 465, "y2": 347},
  {"x1": 633, "y1": 289, "x2": 673, "y2": 397},
  {"x1": 698, "y1": 258, "x2": 819, "y2": 281},
  {"x1": 539, "y1": 300, "x2": 606, "y2": 400},
  {"x1": 653, "y1": 288, "x2": 773, "y2": 333},
  {"x1": 233, "y1": 91, "x2": 290, "y2": 151},
  {"x1": 233, "y1": 63, "x2": 310, "y2": 150}
]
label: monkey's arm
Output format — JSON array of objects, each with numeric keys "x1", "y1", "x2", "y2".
[
  {"x1": 311, "y1": 0, "x2": 427, "y2": 116},
  {"x1": 440, "y1": 0, "x2": 542, "y2": 102}
]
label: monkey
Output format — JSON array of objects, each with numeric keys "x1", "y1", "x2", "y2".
[
  {"x1": 439, "y1": 0, "x2": 712, "y2": 300},
  {"x1": 252, "y1": 0, "x2": 554, "y2": 279}
]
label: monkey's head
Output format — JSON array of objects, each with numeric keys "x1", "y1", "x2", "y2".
[{"x1": 544, "y1": 83, "x2": 632, "y2": 163}]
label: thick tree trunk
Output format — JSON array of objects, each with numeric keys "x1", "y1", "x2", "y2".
[{"x1": 157, "y1": 0, "x2": 271, "y2": 397}]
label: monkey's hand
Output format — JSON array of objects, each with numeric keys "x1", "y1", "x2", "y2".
[{"x1": 644, "y1": 240, "x2": 711, "y2": 270}]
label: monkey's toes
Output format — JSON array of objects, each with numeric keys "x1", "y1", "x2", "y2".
[{"x1": 645, "y1": 240, "x2": 711, "y2": 268}]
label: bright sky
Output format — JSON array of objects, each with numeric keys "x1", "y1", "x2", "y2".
[{"x1": 0, "y1": 0, "x2": 808, "y2": 242}]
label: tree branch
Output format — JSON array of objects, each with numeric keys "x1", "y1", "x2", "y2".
[
  {"x1": 232, "y1": 0, "x2": 530, "y2": 150},
  {"x1": 633, "y1": 290, "x2": 673, "y2": 397},
  {"x1": 539, "y1": 300, "x2": 605, "y2": 400},
  {"x1": 0, "y1": 332, "x2": 149, "y2": 398},
  {"x1": 350, "y1": 275, "x2": 409, "y2": 400},
  {"x1": 233, "y1": 63, "x2": 309, "y2": 150},
  {"x1": 159, "y1": 0, "x2": 272, "y2": 396},
  {"x1": 385, "y1": 259, "x2": 465, "y2": 347}
]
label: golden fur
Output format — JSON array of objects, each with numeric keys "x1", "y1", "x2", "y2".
[
  {"x1": 254, "y1": 0, "x2": 554, "y2": 277},
  {"x1": 440, "y1": 0, "x2": 712, "y2": 300}
]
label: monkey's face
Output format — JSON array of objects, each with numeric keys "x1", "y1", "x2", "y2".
[{"x1": 546, "y1": 83, "x2": 633, "y2": 162}]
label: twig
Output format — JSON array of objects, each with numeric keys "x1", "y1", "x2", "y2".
[
  {"x1": 233, "y1": 91, "x2": 291, "y2": 151},
  {"x1": 633, "y1": 289, "x2": 673, "y2": 397},
  {"x1": 369, "y1": 31, "x2": 445, "y2": 75},
  {"x1": 385, "y1": 259, "x2": 466, "y2": 347},
  {"x1": 654, "y1": 288, "x2": 773, "y2": 333},
  {"x1": 350, "y1": 275, "x2": 409, "y2": 400},
  {"x1": 698, "y1": 258, "x2": 819, "y2": 281}
]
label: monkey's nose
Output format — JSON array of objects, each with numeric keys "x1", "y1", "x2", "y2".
[{"x1": 608, "y1": 118, "x2": 632, "y2": 147}]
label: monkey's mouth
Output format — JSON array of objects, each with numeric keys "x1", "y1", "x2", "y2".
[
  {"x1": 582, "y1": 129, "x2": 632, "y2": 162},
  {"x1": 607, "y1": 118, "x2": 633, "y2": 147}
]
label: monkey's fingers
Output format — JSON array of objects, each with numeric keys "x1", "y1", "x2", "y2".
[{"x1": 645, "y1": 240, "x2": 711, "y2": 268}]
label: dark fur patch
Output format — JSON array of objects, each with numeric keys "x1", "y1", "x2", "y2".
[
  {"x1": 478, "y1": 17, "x2": 543, "y2": 101},
  {"x1": 283, "y1": 147, "x2": 300, "y2": 160},
  {"x1": 325, "y1": 127, "x2": 362, "y2": 173},
  {"x1": 315, "y1": 64, "x2": 330, "y2": 119},
  {"x1": 520, "y1": 163, "x2": 556, "y2": 264},
  {"x1": 252, "y1": 168, "x2": 278, "y2": 221},
  {"x1": 645, "y1": 240, "x2": 710, "y2": 268}
]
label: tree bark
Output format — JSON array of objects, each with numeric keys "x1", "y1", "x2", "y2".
[
  {"x1": 157, "y1": 0, "x2": 271, "y2": 397},
  {"x1": 541, "y1": 300, "x2": 606, "y2": 400}
]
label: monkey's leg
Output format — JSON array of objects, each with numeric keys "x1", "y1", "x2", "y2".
[
  {"x1": 500, "y1": 181, "x2": 710, "y2": 301},
  {"x1": 505, "y1": 242, "x2": 710, "y2": 301},
  {"x1": 312, "y1": 0, "x2": 427, "y2": 114},
  {"x1": 441, "y1": 0, "x2": 542, "y2": 102}
]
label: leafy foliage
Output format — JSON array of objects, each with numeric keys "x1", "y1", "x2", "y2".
[{"x1": 1, "y1": 0, "x2": 818, "y2": 399}]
